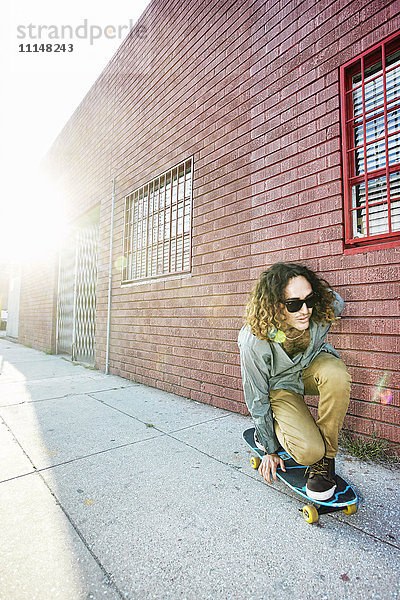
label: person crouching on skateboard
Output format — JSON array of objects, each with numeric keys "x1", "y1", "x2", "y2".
[{"x1": 238, "y1": 262, "x2": 351, "y2": 501}]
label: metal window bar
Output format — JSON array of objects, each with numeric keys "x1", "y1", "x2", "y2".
[
  {"x1": 161, "y1": 174, "x2": 167, "y2": 274},
  {"x1": 129, "y1": 198, "x2": 133, "y2": 277},
  {"x1": 136, "y1": 190, "x2": 141, "y2": 280},
  {"x1": 351, "y1": 59, "x2": 400, "y2": 122},
  {"x1": 122, "y1": 158, "x2": 193, "y2": 282},
  {"x1": 154, "y1": 178, "x2": 159, "y2": 275},
  {"x1": 347, "y1": 113, "x2": 400, "y2": 176},
  {"x1": 172, "y1": 168, "x2": 178, "y2": 272},
  {"x1": 181, "y1": 164, "x2": 186, "y2": 272},
  {"x1": 361, "y1": 55, "x2": 370, "y2": 237},
  {"x1": 148, "y1": 182, "x2": 153, "y2": 277},
  {"x1": 168, "y1": 171, "x2": 173, "y2": 273},
  {"x1": 157, "y1": 177, "x2": 162, "y2": 275},
  {"x1": 341, "y1": 34, "x2": 400, "y2": 244},
  {"x1": 142, "y1": 186, "x2": 148, "y2": 278},
  {"x1": 122, "y1": 197, "x2": 129, "y2": 281},
  {"x1": 382, "y1": 44, "x2": 392, "y2": 233},
  {"x1": 186, "y1": 160, "x2": 193, "y2": 271},
  {"x1": 174, "y1": 169, "x2": 178, "y2": 271}
]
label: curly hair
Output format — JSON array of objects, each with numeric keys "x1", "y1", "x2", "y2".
[{"x1": 245, "y1": 263, "x2": 337, "y2": 340}]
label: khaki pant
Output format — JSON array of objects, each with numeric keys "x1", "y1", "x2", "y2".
[{"x1": 269, "y1": 352, "x2": 351, "y2": 464}]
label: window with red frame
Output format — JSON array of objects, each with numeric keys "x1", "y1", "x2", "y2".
[{"x1": 340, "y1": 32, "x2": 400, "y2": 250}]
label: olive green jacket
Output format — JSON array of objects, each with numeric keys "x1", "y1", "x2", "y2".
[{"x1": 237, "y1": 292, "x2": 344, "y2": 454}]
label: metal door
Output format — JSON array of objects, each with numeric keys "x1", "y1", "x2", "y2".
[
  {"x1": 6, "y1": 266, "x2": 21, "y2": 339},
  {"x1": 57, "y1": 222, "x2": 99, "y2": 365}
]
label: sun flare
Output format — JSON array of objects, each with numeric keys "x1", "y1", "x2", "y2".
[{"x1": 2, "y1": 170, "x2": 68, "y2": 265}]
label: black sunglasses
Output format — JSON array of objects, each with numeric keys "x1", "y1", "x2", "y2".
[{"x1": 284, "y1": 294, "x2": 316, "y2": 313}]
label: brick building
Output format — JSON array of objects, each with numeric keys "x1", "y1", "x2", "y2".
[{"x1": 16, "y1": 0, "x2": 400, "y2": 451}]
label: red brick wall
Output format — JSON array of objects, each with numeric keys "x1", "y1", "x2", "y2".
[
  {"x1": 247, "y1": 0, "x2": 400, "y2": 451},
  {"x1": 42, "y1": 0, "x2": 400, "y2": 451},
  {"x1": 18, "y1": 258, "x2": 58, "y2": 353}
]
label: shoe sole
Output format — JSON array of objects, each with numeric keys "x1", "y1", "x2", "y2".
[{"x1": 305, "y1": 484, "x2": 337, "y2": 501}]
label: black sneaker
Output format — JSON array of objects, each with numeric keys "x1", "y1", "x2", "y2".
[{"x1": 305, "y1": 457, "x2": 336, "y2": 501}]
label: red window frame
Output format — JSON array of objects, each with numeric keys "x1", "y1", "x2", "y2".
[{"x1": 340, "y1": 31, "x2": 400, "y2": 252}]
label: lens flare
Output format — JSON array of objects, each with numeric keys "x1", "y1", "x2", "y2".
[
  {"x1": 114, "y1": 256, "x2": 127, "y2": 270},
  {"x1": 380, "y1": 389, "x2": 393, "y2": 405},
  {"x1": 372, "y1": 372, "x2": 393, "y2": 405}
]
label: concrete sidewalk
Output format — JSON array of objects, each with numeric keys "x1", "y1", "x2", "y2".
[{"x1": 0, "y1": 338, "x2": 399, "y2": 600}]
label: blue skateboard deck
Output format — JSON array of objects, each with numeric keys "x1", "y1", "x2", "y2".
[{"x1": 243, "y1": 427, "x2": 358, "y2": 523}]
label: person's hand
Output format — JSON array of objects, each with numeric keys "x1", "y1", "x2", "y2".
[{"x1": 259, "y1": 453, "x2": 286, "y2": 484}]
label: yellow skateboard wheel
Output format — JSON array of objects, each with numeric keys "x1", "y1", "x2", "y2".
[
  {"x1": 303, "y1": 504, "x2": 319, "y2": 524},
  {"x1": 250, "y1": 456, "x2": 261, "y2": 470},
  {"x1": 343, "y1": 503, "x2": 358, "y2": 515}
]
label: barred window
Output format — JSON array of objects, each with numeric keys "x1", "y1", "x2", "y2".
[
  {"x1": 340, "y1": 32, "x2": 400, "y2": 250},
  {"x1": 122, "y1": 158, "x2": 193, "y2": 282}
]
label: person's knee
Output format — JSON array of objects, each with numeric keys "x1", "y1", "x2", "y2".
[
  {"x1": 290, "y1": 440, "x2": 325, "y2": 466},
  {"x1": 319, "y1": 359, "x2": 351, "y2": 391}
]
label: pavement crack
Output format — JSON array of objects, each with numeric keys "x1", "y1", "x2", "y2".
[
  {"x1": 88, "y1": 394, "x2": 231, "y2": 435},
  {"x1": 37, "y1": 472, "x2": 127, "y2": 600},
  {"x1": 0, "y1": 385, "x2": 139, "y2": 407}
]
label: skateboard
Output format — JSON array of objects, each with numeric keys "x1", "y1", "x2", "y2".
[{"x1": 243, "y1": 428, "x2": 358, "y2": 524}]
